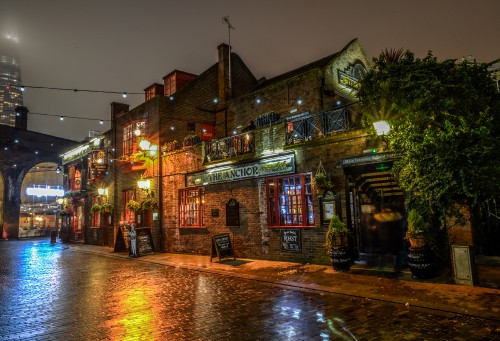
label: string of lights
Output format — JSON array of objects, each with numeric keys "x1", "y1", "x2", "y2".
[
  {"x1": 6, "y1": 109, "x2": 110, "y2": 124},
  {"x1": 29, "y1": 112, "x2": 111, "y2": 123},
  {"x1": 9, "y1": 84, "x2": 142, "y2": 98}
]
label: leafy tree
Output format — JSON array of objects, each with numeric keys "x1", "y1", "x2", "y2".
[{"x1": 358, "y1": 50, "x2": 500, "y2": 220}]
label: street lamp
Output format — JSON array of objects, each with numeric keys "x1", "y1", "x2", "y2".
[{"x1": 139, "y1": 138, "x2": 158, "y2": 158}]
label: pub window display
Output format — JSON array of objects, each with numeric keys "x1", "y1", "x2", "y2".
[
  {"x1": 179, "y1": 187, "x2": 204, "y2": 227},
  {"x1": 266, "y1": 173, "x2": 315, "y2": 227}
]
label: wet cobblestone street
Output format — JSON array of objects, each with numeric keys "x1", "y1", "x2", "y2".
[{"x1": 0, "y1": 240, "x2": 499, "y2": 340}]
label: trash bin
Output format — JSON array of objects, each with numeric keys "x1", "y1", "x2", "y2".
[{"x1": 50, "y1": 229, "x2": 57, "y2": 244}]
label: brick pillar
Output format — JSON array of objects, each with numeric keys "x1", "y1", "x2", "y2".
[{"x1": 2, "y1": 170, "x2": 23, "y2": 239}]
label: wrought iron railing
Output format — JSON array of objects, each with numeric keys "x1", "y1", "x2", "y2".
[
  {"x1": 285, "y1": 105, "x2": 361, "y2": 144},
  {"x1": 204, "y1": 132, "x2": 255, "y2": 163}
]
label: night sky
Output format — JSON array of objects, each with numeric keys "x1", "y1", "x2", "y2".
[{"x1": 2, "y1": 0, "x2": 499, "y2": 141}]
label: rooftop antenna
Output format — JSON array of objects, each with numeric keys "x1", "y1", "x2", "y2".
[{"x1": 222, "y1": 16, "x2": 235, "y2": 92}]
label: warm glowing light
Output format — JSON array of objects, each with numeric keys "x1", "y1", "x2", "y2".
[
  {"x1": 97, "y1": 188, "x2": 108, "y2": 196},
  {"x1": 373, "y1": 120, "x2": 391, "y2": 136},
  {"x1": 134, "y1": 129, "x2": 141, "y2": 136},
  {"x1": 122, "y1": 92, "x2": 127, "y2": 98},
  {"x1": 56, "y1": 198, "x2": 64, "y2": 205},
  {"x1": 137, "y1": 179, "x2": 151, "y2": 190},
  {"x1": 139, "y1": 139, "x2": 151, "y2": 151}
]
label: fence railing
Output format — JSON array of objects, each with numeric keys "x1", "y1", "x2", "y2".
[
  {"x1": 285, "y1": 106, "x2": 361, "y2": 144},
  {"x1": 203, "y1": 132, "x2": 255, "y2": 163}
]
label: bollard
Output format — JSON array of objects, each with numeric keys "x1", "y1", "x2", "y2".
[{"x1": 50, "y1": 229, "x2": 57, "y2": 244}]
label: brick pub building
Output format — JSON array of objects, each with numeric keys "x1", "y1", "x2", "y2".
[{"x1": 106, "y1": 38, "x2": 411, "y2": 268}]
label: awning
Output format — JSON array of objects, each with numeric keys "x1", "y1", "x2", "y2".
[{"x1": 341, "y1": 152, "x2": 404, "y2": 198}]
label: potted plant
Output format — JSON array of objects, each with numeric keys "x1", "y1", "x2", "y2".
[
  {"x1": 404, "y1": 208, "x2": 435, "y2": 279},
  {"x1": 325, "y1": 215, "x2": 350, "y2": 271},
  {"x1": 126, "y1": 200, "x2": 141, "y2": 212},
  {"x1": 90, "y1": 204, "x2": 102, "y2": 213},
  {"x1": 405, "y1": 209, "x2": 426, "y2": 248}
]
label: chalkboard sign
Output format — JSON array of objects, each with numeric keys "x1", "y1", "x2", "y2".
[
  {"x1": 114, "y1": 228, "x2": 127, "y2": 252},
  {"x1": 280, "y1": 229, "x2": 302, "y2": 253},
  {"x1": 136, "y1": 227, "x2": 154, "y2": 256},
  {"x1": 210, "y1": 233, "x2": 235, "y2": 262}
]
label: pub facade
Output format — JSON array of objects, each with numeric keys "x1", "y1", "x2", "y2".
[{"x1": 111, "y1": 38, "x2": 407, "y2": 268}]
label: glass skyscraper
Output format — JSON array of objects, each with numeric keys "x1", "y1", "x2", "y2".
[{"x1": 0, "y1": 34, "x2": 23, "y2": 127}]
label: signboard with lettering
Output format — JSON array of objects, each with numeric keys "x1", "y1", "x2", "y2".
[
  {"x1": 340, "y1": 152, "x2": 400, "y2": 167},
  {"x1": 337, "y1": 62, "x2": 367, "y2": 92},
  {"x1": 187, "y1": 154, "x2": 295, "y2": 186},
  {"x1": 136, "y1": 227, "x2": 154, "y2": 256},
  {"x1": 280, "y1": 229, "x2": 302, "y2": 253},
  {"x1": 210, "y1": 233, "x2": 235, "y2": 262}
]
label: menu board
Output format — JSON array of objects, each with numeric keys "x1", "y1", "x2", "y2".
[
  {"x1": 136, "y1": 227, "x2": 154, "y2": 256},
  {"x1": 280, "y1": 229, "x2": 302, "y2": 253},
  {"x1": 114, "y1": 228, "x2": 127, "y2": 252},
  {"x1": 210, "y1": 233, "x2": 235, "y2": 262}
]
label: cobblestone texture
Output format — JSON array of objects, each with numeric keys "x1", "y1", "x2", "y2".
[{"x1": 0, "y1": 240, "x2": 499, "y2": 340}]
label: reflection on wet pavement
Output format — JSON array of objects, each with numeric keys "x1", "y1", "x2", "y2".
[{"x1": 0, "y1": 240, "x2": 498, "y2": 340}]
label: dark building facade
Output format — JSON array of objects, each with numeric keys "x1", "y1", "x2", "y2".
[{"x1": 0, "y1": 119, "x2": 78, "y2": 239}]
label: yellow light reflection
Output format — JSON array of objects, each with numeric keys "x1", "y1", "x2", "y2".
[{"x1": 108, "y1": 286, "x2": 155, "y2": 341}]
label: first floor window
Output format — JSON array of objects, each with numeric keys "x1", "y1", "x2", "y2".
[
  {"x1": 179, "y1": 187, "x2": 204, "y2": 227},
  {"x1": 267, "y1": 173, "x2": 315, "y2": 227},
  {"x1": 92, "y1": 196, "x2": 101, "y2": 227}
]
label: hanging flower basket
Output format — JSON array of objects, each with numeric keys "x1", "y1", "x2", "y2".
[
  {"x1": 141, "y1": 197, "x2": 158, "y2": 211},
  {"x1": 101, "y1": 203, "x2": 113, "y2": 213},
  {"x1": 126, "y1": 200, "x2": 141, "y2": 212},
  {"x1": 90, "y1": 204, "x2": 102, "y2": 213},
  {"x1": 314, "y1": 160, "x2": 334, "y2": 191}
]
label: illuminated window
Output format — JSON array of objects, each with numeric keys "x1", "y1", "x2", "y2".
[
  {"x1": 145, "y1": 88, "x2": 155, "y2": 101},
  {"x1": 267, "y1": 173, "x2": 315, "y2": 227},
  {"x1": 92, "y1": 196, "x2": 101, "y2": 227},
  {"x1": 179, "y1": 187, "x2": 204, "y2": 227},
  {"x1": 165, "y1": 74, "x2": 176, "y2": 96},
  {"x1": 122, "y1": 121, "x2": 145, "y2": 156},
  {"x1": 68, "y1": 166, "x2": 82, "y2": 191}
]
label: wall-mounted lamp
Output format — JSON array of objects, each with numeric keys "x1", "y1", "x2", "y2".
[
  {"x1": 137, "y1": 178, "x2": 151, "y2": 192},
  {"x1": 55, "y1": 165, "x2": 62, "y2": 174},
  {"x1": 97, "y1": 188, "x2": 108, "y2": 196},
  {"x1": 56, "y1": 197, "x2": 64, "y2": 205},
  {"x1": 373, "y1": 120, "x2": 391, "y2": 136}
]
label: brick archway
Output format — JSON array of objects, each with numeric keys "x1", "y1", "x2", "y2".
[{"x1": 0, "y1": 125, "x2": 78, "y2": 239}]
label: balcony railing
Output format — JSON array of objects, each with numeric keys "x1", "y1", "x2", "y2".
[
  {"x1": 285, "y1": 105, "x2": 361, "y2": 144},
  {"x1": 204, "y1": 132, "x2": 255, "y2": 163}
]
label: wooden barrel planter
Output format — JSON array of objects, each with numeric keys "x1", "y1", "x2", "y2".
[
  {"x1": 330, "y1": 246, "x2": 350, "y2": 272},
  {"x1": 408, "y1": 247, "x2": 435, "y2": 279}
]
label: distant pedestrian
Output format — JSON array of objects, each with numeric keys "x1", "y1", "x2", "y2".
[
  {"x1": 128, "y1": 223, "x2": 137, "y2": 257},
  {"x1": 242, "y1": 120, "x2": 256, "y2": 132}
]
